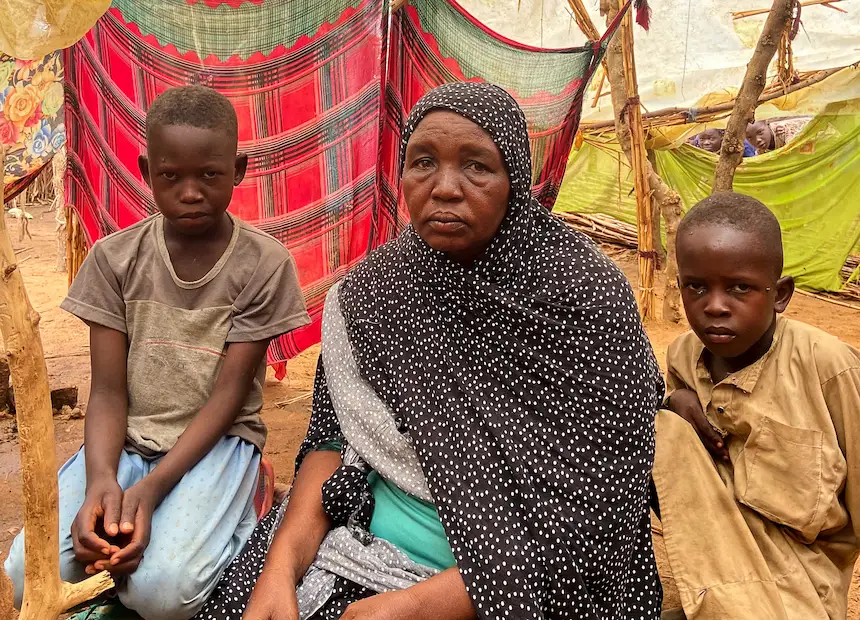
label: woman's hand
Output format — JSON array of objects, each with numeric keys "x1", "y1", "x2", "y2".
[
  {"x1": 666, "y1": 389, "x2": 729, "y2": 461},
  {"x1": 343, "y1": 569, "x2": 475, "y2": 620},
  {"x1": 243, "y1": 565, "x2": 300, "y2": 620},
  {"x1": 341, "y1": 590, "x2": 420, "y2": 620}
]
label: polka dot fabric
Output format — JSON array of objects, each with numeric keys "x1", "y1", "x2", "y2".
[{"x1": 335, "y1": 82, "x2": 664, "y2": 619}]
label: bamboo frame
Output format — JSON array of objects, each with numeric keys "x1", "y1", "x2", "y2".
[
  {"x1": 0, "y1": 150, "x2": 114, "y2": 619},
  {"x1": 732, "y1": 0, "x2": 844, "y2": 19},
  {"x1": 618, "y1": 10, "x2": 656, "y2": 318},
  {"x1": 582, "y1": 66, "x2": 848, "y2": 131}
]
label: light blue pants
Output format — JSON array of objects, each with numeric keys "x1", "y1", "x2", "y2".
[{"x1": 5, "y1": 436, "x2": 260, "y2": 620}]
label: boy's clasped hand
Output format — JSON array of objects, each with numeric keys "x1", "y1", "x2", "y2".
[{"x1": 71, "y1": 478, "x2": 156, "y2": 575}]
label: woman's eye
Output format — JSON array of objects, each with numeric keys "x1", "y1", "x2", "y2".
[
  {"x1": 468, "y1": 161, "x2": 489, "y2": 173},
  {"x1": 413, "y1": 158, "x2": 434, "y2": 170},
  {"x1": 203, "y1": 171, "x2": 218, "y2": 179},
  {"x1": 160, "y1": 172, "x2": 177, "y2": 181}
]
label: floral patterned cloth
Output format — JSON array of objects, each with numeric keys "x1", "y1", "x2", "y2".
[{"x1": 0, "y1": 51, "x2": 65, "y2": 187}]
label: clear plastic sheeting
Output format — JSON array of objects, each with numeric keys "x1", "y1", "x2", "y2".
[
  {"x1": 0, "y1": 0, "x2": 110, "y2": 60},
  {"x1": 458, "y1": 0, "x2": 860, "y2": 122}
]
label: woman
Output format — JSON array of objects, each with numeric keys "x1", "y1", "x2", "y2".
[{"x1": 195, "y1": 82, "x2": 664, "y2": 620}]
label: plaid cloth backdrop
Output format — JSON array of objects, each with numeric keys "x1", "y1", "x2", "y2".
[{"x1": 64, "y1": 0, "x2": 618, "y2": 363}]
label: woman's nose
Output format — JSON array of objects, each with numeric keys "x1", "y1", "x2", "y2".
[{"x1": 430, "y1": 167, "x2": 463, "y2": 201}]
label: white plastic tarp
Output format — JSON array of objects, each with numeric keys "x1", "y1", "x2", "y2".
[{"x1": 457, "y1": 0, "x2": 860, "y2": 122}]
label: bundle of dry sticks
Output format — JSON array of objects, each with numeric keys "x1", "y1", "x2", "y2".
[{"x1": 556, "y1": 211, "x2": 860, "y2": 304}]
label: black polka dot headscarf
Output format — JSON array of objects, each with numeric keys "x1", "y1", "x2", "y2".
[{"x1": 337, "y1": 82, "x2": 664, "y2": 619}]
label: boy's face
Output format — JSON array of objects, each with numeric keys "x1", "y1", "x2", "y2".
[
  {"x1": 698, "y1": 129, "x2": 723, "y2": 153},
  {"x1": 138, "y1": 125, "x2": 247, "y2": 237},
  {"x1": 677, "y1": 225, "x2": 793, "y2": 361},
  {"x1": 746, "y1": 121, "x2": 774, "y2": 153}
]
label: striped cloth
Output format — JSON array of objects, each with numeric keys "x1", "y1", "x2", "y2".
[{"x1": 63, "y1": 0, "x2": 616, "y2": 363}]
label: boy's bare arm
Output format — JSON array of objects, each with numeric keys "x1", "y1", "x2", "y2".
[
  {"x1": 138, "y1": 338, "x2": 268, "y2": 500},
  {"x1": 105, "y1": 338, "x2": 269, "y2": 570},
  {"x1": 71, "y1": 323, "x2": 129, "y2": 567}
]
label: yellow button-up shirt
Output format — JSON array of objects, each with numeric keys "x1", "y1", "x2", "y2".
[{"x1": 665, "y1": 318, "x2": 860, "y2": 619}]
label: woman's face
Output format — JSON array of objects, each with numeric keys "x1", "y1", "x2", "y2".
[{"x1": 402, "y1": 111, "x2": 510, "y2": 264}]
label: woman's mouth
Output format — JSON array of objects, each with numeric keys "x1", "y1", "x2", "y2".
[{"x1": 427, "y1": 213, "x2": 466, "y2": 232}]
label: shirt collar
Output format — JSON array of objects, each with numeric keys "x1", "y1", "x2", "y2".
[{"x1": 693, "y1": 317, "x2": 786, "y2": 394}]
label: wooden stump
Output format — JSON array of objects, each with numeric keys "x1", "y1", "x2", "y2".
[
  {"x1": 0, "y1": 568, "x2": 13, "y2": 618},
  {"x1": 0, "y1": 151, "x2": 113, "y2": 618}
]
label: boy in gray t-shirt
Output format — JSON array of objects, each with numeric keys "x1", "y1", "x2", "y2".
[{"x1": 6, "y1": 86, "x2": 309, "y2": 620}]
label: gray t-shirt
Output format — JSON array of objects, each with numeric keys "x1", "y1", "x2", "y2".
[{"x1": 61, "y1": 213, "x2": 310, "y2": 455}]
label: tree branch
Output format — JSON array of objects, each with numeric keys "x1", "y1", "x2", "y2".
[
  {"x1": 713, "y1": 0, "x2": 795, "y2": 192},
  {"x1": 581, "y1": 65, "x2": 848, "y2": 131},
  {"x1": 0, "y1": 150, "x2": 114, "y2": 620}
]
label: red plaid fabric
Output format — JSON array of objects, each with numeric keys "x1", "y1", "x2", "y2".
[
  {"x1": 63, "y1": 0, "x2": 617, "y2": 362},
  {"x1": 64, "y1": 0, "x2": 388, "y2": 362}
]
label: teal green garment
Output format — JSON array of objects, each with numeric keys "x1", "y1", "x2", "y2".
[{"x1": 367, "y1": 471, "x2": 456, "y2": 571}]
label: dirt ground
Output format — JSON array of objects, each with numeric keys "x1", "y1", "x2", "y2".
[{"x1": 1, "y1": 203, "x2": 859, "y2": 616}]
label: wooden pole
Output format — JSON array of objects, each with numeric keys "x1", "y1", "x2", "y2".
[
  {"x1": 732, "y1": 0, "x2": 843, "y2": 19},
  {"x1": 0, "y1": 151, "x2": 114, "y2": 618},
  {"x1": 618, "y1": 10, "x2": 656, "y2": 318},
  {"x1": 53, "y1": 147, "x2": 68, "y2": 273},
  {"x1": 66, "y1": 207, "x2": 88, "y2": 287},
  {"x1": 569, "y1": 0, "x2": 684, "y2": 322},
  {"x1": 713, "y1": 0, "x2": 795, "y2": 192},
  {"x1": 581, "y1": 65, "x2": 847, "y2": 131}
]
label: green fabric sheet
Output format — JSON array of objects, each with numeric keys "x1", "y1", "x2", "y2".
[{"x1": 555, "y1": 100, "x2": 860, "y2": 292}]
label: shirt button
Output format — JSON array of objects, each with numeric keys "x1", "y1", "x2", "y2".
[{"x1": 717, "y1": 407, "x2": 726, "y2": 414}]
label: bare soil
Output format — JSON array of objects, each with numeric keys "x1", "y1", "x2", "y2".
[{"x1": 2, "y1": 204, "x2": 859, "y2": 616}]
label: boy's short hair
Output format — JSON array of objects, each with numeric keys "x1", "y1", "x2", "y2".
[
  {"x1": 146, "y1": 85, "x2": 238, "y2": 146},
  {"x1": 678, "y1": 192, "x2": 784, "y2": 277}
]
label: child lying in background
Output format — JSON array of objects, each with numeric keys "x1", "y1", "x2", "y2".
[{"x1": 655, "y1": 192, "x2": 860, "y2": 620}]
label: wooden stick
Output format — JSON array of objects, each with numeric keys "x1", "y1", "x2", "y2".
[
  {"x1": 591, "y1": 68, "x2": 607, "y2": 108},
  {"x1": 0, "y1": 149, "x2": 114, "y2": 619},
  {"x1": 581, "y1": 65, "x2": 848, "y2": 131},
  {"x1": 796, "y1": 289, "x2": 860, "y2": 311},
  {"x1": 713, "y1": 0, "x2": 795, "y2": 192},
  {"x1": 54, "y1": 148, "x2": 68, "y2": 273},
  {"x1": 584, "y1": 0, "x2": 684, "y2": 321},
  {"x1": 618, "y1": 10, "x2": 656, "y2": 318},
  {"x1": 66, "y1": 206, "x2": 88, "y2": 287},
  {"x1": 732, "y1": 0, "x2": 843, "y2": 19},
  {"x1": 567, "y1": 0, "x2": 601, "y2": 39}
]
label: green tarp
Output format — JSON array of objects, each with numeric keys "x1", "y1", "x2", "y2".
[{"x1": 556, "y1": 100, "x2": 860, "y2": 292}]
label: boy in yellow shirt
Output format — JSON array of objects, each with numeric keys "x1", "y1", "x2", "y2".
[{"x1": 655, "y1": 192, "x2": 860, "y2": 620}]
